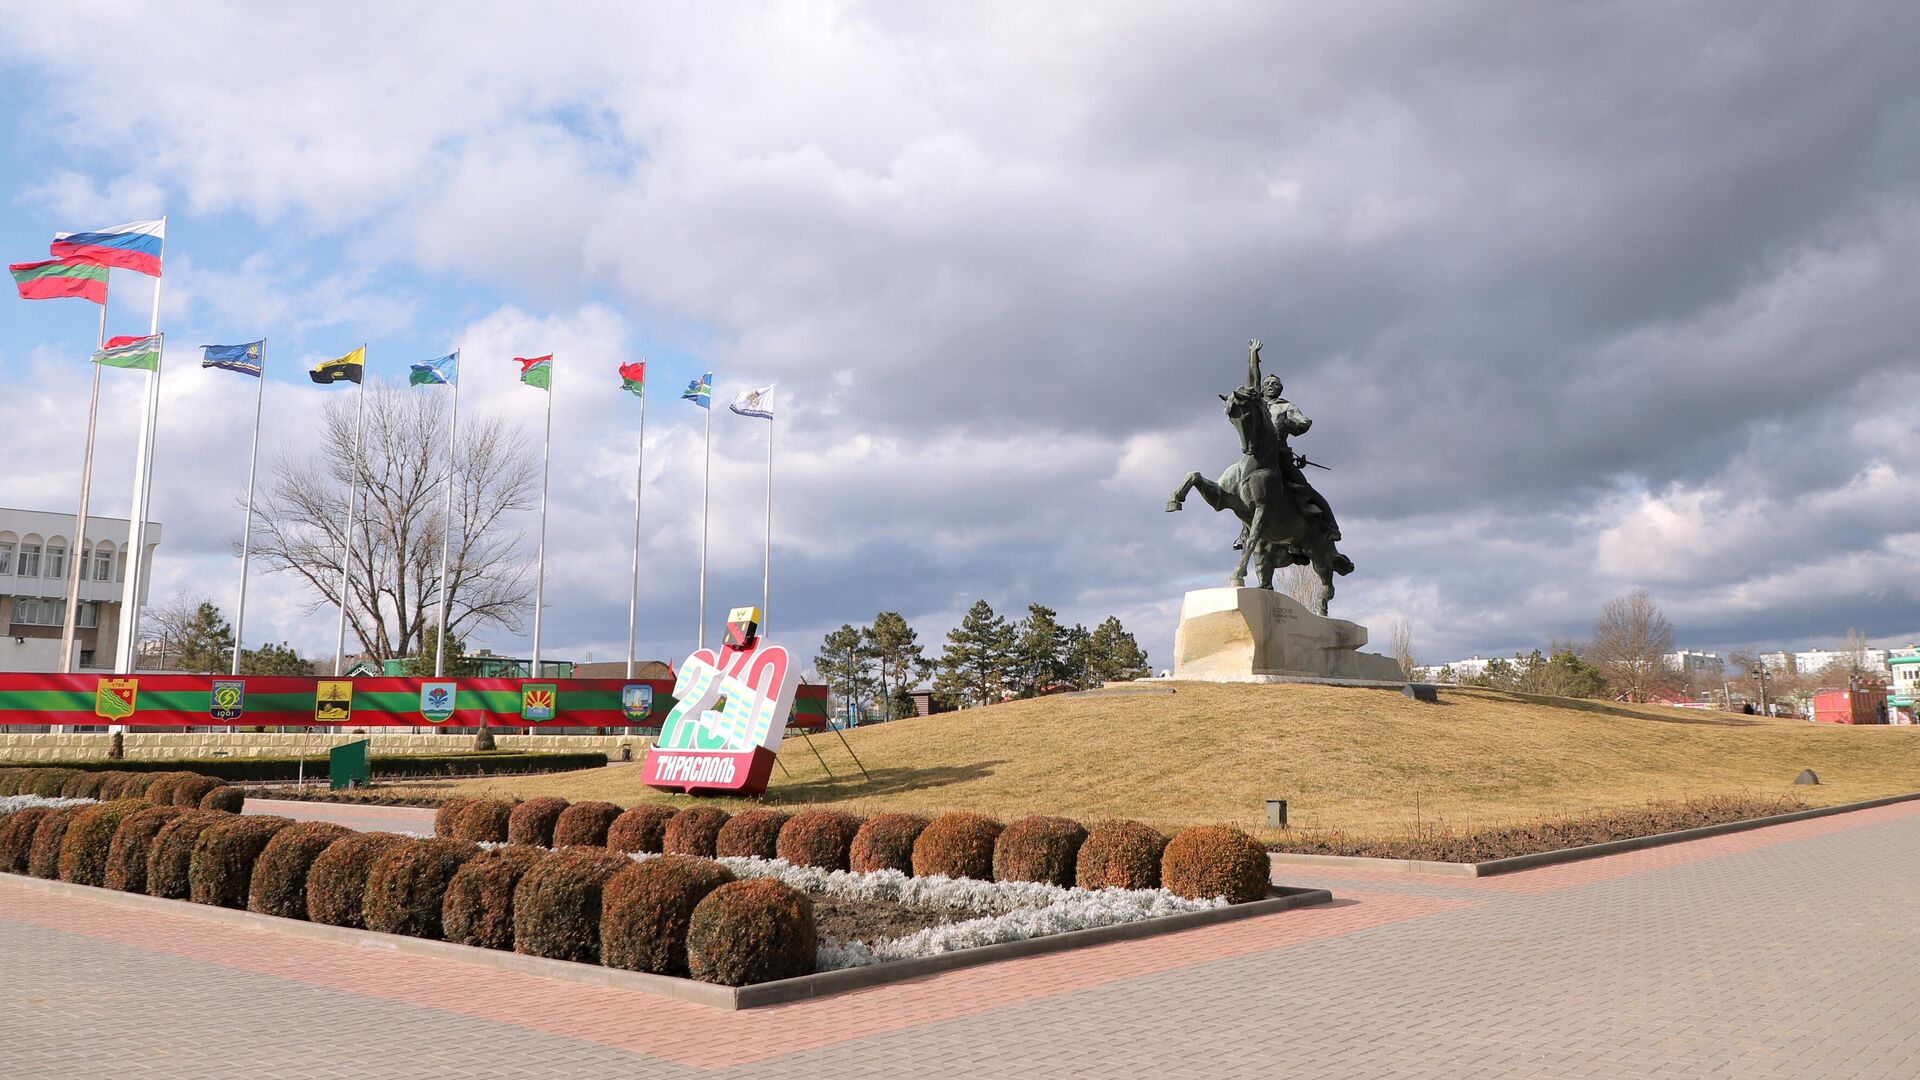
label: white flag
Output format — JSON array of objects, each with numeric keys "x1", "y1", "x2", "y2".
[{"x1": 729, "y1": 385, "x2": 775, "y2": 420}]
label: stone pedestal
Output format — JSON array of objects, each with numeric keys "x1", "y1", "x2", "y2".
[{"x1": 1172, "y1": 587, "x2": 1404, "y2": 682}]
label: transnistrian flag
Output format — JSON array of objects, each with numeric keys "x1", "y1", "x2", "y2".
[
  {"x1": 93, "y1": 333, "x2": 163, "y2": 371},
  {"x1": 728, "y1": 385, "x2": 774, "y2": 420},
  {"x1": 202, "y1": 340, "x2": 264, "y2": 377},
  {"x1": 619, "y1": 360, "x2": 646, "y2": 398},
  {"x1": 310, "y1": 346, "x2": 365, "y2": 385},
  {"x1": 51, "y1": 219, "x2": 166, "y2": 277},
  {"x1": 516, "y1": 354, "x2": 552, "y2": 390},
  {"x1": 10, "y1": 257, "x2": 108, "y2": 304},
  {"x1": 410, "y1": 352, "x2": 458, "y2": 386},
  {"x1": 682, "y1": 372, "x2": 712, "y2": 409}
]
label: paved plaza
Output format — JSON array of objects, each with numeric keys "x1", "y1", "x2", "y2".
[{"x1": 2, "y1": 800, "x2": 1918, "y2": 1078}]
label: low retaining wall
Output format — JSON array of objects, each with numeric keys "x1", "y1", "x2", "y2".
[{"x1": 0, "y1": 731, "x2": 649, "y2": 762}]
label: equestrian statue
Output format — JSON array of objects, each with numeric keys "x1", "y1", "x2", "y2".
[{"x1": 1166, "y1": 339, "x2": 1353, "y2": 614}]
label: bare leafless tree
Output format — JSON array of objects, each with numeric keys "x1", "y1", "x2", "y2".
[
  {"x1": 1587, "y1": 591, "x2": 1676, "y2": 702},
  {"x1": 250, "y1": 381, "x2": 539, "y2": 661},
  {"x1": 137, "y1": 590, "x2": 210, "y2": 670},
  {"x1": 1389, "y1": 617, "x2": 1417, "y2": 680},
  {"x1": 1279, "y1": 563, "x2": 1321, "y2": 610}
]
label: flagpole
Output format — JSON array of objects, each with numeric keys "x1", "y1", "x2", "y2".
[
  {"x1": 118, "y1": 222, "x2": 165, "y2": 676},
  {"x1": 230, "y1": 338, "x2": 267, "y2": 676},
  {"x1": 58, "y1": 288, "x2": 109, "y2": 675},
  {"x1": 531, "y1": 359, "x2": 554, "y2": 676},
  {"x1": 332, "y1": 349, "x2": 367, "y2": 677},
  {"x1": 434, "y1": 350, "x2": 461, "y2": 678},
  {"x1": 762, "y1": 392, "x2": 773, "y2": 635},
  {"x1": 626, "y1": 388, "x2": 647, "y2": 679},
  {"x1": 698, "y1": 395, "x2": 712, "y2": 651}
]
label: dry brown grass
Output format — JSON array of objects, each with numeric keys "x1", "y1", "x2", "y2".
[{"x1": 374, "y1": 682, "x2": 1920, "y2": 841}]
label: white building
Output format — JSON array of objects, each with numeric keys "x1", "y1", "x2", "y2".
[
  {"x1": 1761, "y1": 646, "x2": 1893, "y2": 678},
  {"x1": 1431, "y1": 656, "x2": 1502, "y2": 681},
  {"x1": 0, "y1": 507, "x2": 162, "y2": 672},
  {"x1": 1663, "y1": 650, "x2": 1724, "y2": 679}
]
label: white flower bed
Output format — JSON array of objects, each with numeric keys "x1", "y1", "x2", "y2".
[{"x1": 0, "y1": 794, "x2": 96, "y2": 817}]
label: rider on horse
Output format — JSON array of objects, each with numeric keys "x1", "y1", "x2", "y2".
[{"x1": 1235, "y1": 342, "x2": 1340, "y2": 550}]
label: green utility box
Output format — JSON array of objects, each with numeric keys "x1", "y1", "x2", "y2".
[{"x1": 329, "y1": 738, "x2": 371, "y2": 791}]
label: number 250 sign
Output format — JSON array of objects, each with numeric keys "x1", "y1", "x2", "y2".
[{"x1": 643, "y1": 635, "x2": 799, "y2": 796}]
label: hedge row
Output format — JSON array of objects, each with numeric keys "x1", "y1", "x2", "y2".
[
  {"x1": 0, "y1": 752, "x2": 606, "y2": 784},
  {"x1": 0, "y1": 767, "x2": 247, "y2": 815}
]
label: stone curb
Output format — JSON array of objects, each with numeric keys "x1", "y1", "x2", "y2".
[
  {"x1": 1, "y1": 873, "x2": 1333, "y2": 1011},
  {"x1": 1267, "y1": 791, "x2": 1920, "y2": 877}
]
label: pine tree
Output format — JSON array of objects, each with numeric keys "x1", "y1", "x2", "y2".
[
  {"x1": 863, "y1": 611, "x2": 929, "y2": 720},
  {"x1": 172, "y1": 603, "x2": 236, "y2": 674},
  {"x1": 1086, "y1": 615, "x2": 1151, "y2": 684},
  {"x1": 815, "y1": 624, "x2": 874, "y2": 722},
  {"x1": 1012, "y1": 603, "x2": 1068, "y2": 697},
  {"x1": 935, "y1": 599, "x2": 1017, "y2": 707},
  {"x1": 1061, "y1": 624, "x2": 1095, "y2": 690},
  {"x1": 238, "y1": 641, "x2": 313, "y2": 676}
]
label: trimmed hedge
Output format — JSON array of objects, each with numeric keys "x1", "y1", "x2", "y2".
[
  {"x1": 686, "y1": 879, "x2": 816, "y2": 986},
  {"x1": 25, "y1": 768, "x2": 79, "y2": 798},
  {"x1": 512, "y1": 848, "x2": 631, "y2": 963},
  {"x1": 434, "y1": 797, "x2": 477, "y2": 837},
  {"x1": 1076, "y1": 820, "x2": 1167, "y2": 891},
  {"x1": 912, "y1": 812, "x2": 1003, "y2": 881},
  {"x1": 442, "y1": 845, "x2": 548, "y2": 951},
  {"x1": 199, "y1": 786, "x2": 247, "y2": 813},
  {"x1": 453, "y1": 799, "x2": 516, "y2": 843},
  {"x1": 188, "y1": 815, "x2": 294, "y2": 908},
  {"x1": 102, "y1": 805, "x2": 189, "y2": 892},
  {"x1": 60, "y1": 770, "x2": 106, "y2": 799},
  {"x1": 306, "y1": 832, "x2": 412, "y2": 928},
  {"x1": 849, "y1": 813, "x2": 930, "y2": 875},
  {"x1": 28, "y1": 806, "x2": 88, "y2": 879},
  {"x1": 552, "y1": 800, "x2": 623, "y2": 848},
  {"x1": 714, "y1": 809, "x2": 790, "y2": 859},
  {"x1": 993, "y1": 815, "x2": 1088, "y2": 887},
  {"x1": 1162, "y1": 826, "x2": 1269, "y2": 904},
  {"x1": 507, "y1": 797, "x2": 569, "y2": 847},
  {"x1": 95, "y1": 772, "x2": 140, "y2": 800},
  {"x1": 663, "y1": 807, "x2": 730, "y2": 857},
  {"x1": 248, "y1": 821, "x2": 352, "y2": 919},
  {"x1": 142, "y1": 772, "x2": 192, "y2": 805},
  {"x1": 601, "y1": 855, "x2": 737, "y2": 976},
  {"x1": 56, "y1": 799, "x2": 151, "y2": 887},
  {"x1": 606, "y1": 805, "x2": 678, "y2": 854},
  {"x1": 170, "y1": 775, "x2": 224, "y2": 808},
  {"x1": 364, "y1": 838, "x2": 480, "y2": 939},
  {"x1": 777, "y1": 809, "x2": 862, "y2": 871},
  {"x1": 0, "y1": 768, "x2": 24, "y2": 796},
  {"x1": 0, "y1": 752, "x2": 609, "y2": 783},
  {"x1": 0, "y1": 807, "x2": 55, "y2": 873},
  {"x1": 145, "y1": 812, "x2": 232, "y2": 898}
]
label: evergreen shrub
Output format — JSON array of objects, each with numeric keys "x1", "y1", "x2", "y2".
[
  {"x1": 27, "y1": 805, "x2": 88, "y2": 879},
  {"x1": 605, "y1": 805, "x2": 677, "y2": 854},
  {"x1": 188, "y1": 815, "x2": 294, "y2": 908},
  {"x1": 306, "y1": 832, "x2": 411, "y2": 928},
  {"x1": 599, "y1": 855, "x2": 736, "y2": 976},
  {"x1": 364, "y1": 837, "x2": 480, "y2": 939},
  {"x1": 248, "y1": 821, "x2": 352, "y2": 919},
  {"x1": 992, "y1": 815, "x2": 1088, "y2": 887},
  {"x1": 506, "y1": 797, "x2": 569, "y2": 847},
  {"x1": 56, "y1": 798, "x2": 150, "y2": 886},
  {"x1": 511, "y1": 848, "x2": 631, "y2": 963},
  {"x1": 849, "y1": 813, "x2": 930, "y2": 875},
  {"x1": 1161, "y1": 826, "x2": 1269, "y2": 904},
  {"x1": 441, "y1": 845, "x2": 548, "y2": 950},
  {"x1": 0, "y1": 807, "x2": 54, "y2": 873},
  {"x1": 663, "y1": 807, "x2": 730, "y2": 857},
  {"x1": 552, "y1": 800, "x2": 623, "y2": 848},
  {"x1": 911, "y1": 812, "x2": 1003, "y2": 881},
  {"x1": 453, "y1": 799, "x2": 516, "y2": 843},
  {"x1": 102, "y1": 805, "x2": 189, "y2": 892},
  {"x1": 713, "y1": 809, "x2": 790, "y2": 859},
  {"x1": 1075, "y1": 820, "x2": 1167, "y2": 891},
  {"x1": 144, "y1": 811, "x2": 231, "y2": 899},
  {"x1": 686, "y1": 879, "x2": 815, "y2": 986}
]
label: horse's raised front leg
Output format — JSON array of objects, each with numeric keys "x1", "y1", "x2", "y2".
[{"x1": 1166, "y1": 471, "x2": 1203, "y2": 512}]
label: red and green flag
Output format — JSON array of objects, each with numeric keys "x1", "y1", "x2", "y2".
[
  {"x1": 10, "y1": 257, "x2": 108, "y2": 304},
  {"x1": 93, "y1": 333, "x2": 162, "y2": 371},
  {"x1": 516, "y1": 354, "x2": 552, "y2": 391},
  {"x1": 619, "y1": 360, "x2": 645, "y2": 398}
]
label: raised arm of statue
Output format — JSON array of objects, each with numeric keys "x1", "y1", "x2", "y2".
[{"x1": 1247, "y1": 338, "x2": 1263, "y2": 390}]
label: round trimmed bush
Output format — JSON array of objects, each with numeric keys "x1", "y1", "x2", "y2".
[
  {"x1": 1075, "y1": 820, "x2": 1167, "y2": 891},
  {"x1": 247, "y1": 821, "x2": 352, "y2": 919},
  {"x1": 606, "y1": 805, "x2": 677, "y2": 854},
  {"x1": 102, "y1": 805, "x2": 188, "y2": 892},
  {"x1": 27, "y1": 806, "x2": 88, "y2": 879},
  {"x1": 25, "y1": 768, "x2": 78, "y2": 798},
  {"x1": 452, "y1": 799, "x2": 515, "y2": 843},
  {"x1": 198, "y1": 786, "x2": 246, "y2": 813},
  {"x1": 434, "y1": 797, "x2": 477, "y2": 838},
  {"x1": 506, "y1": 796, "x2": 569, "y2": 847},
  {"x1": 306, "y1": 832, "x2": 411, "y2": 928},
  {"x1": 663, "y1": 807, "x2": 730, "y2": 857},
  {"x1": 552, "y1": 800, "x2": 623, "y2": 848},
  {"x1": 364, "y1": 838, "x2": 480, "y2": 939},
  {"x1": 0, "y1": 768, "x2": 23, "y2": 796},
  {"x1": 993, "y1": 815, "x2": 1089, "y2": 887},
  {"x1": 144, "y1": 811, "x2": 232, "y2": 898},
  {"x1": 686, "y1": 879, "x2": 815, "y2": 986},
  {"x1": 188, "y1": 815, "x2": 294, "y2": 908},
  {"x1": 850, "y1": 813, "x2": 930, "y2": 874},
  {"x1": 714, "y1": 809, "x2": 790, "y2": 859},
  {"x1": 56, "y1": 798, "x2": 150, "y2": 886},
  {"x1": 776, "y1": 809, "x2": 862, "y2": 871},
  {"x1": 442, "y1": 845, "x2": 548, "y2": 950},
  {"x1": 94, "y1": 772, "x2": 138, "y2": 800},
  {"x1": 0, "y1": 807, "x2": 54, "y2": 873},
  {"x1": 60, "y1": 770, "x2": 106, "y2": 799},
  {"x1": 511, "y1": 848, "x2": 631, "y2": 963},
  {"x1": 600, "y1": 855, "x2": 736, "y2": 975},
  {"x1": 140, "y1": 772, "x2": 189, "y2": 805},
  {"x1": 912, "y1": 812, "x2": 1003, "y2": 881},
  {"x1": 170, "y1": 774, "x2": 223, "y2": 809},
  {"x1": 1161, "y1": 826, "x2": 1269, "y2": 904}
]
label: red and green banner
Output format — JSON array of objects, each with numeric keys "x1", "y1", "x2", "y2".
[{"x1": 10, "y1": 257, "x2": 109, "y2": 304}]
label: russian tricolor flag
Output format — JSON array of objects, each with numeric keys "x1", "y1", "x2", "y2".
[{"x1": 51, "y1": 219, "x2": 165, "y2": 277}]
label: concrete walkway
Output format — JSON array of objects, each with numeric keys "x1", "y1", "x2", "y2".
[{"x1": 4, "y1": 800, "x2": 1918, "y2": 1077}]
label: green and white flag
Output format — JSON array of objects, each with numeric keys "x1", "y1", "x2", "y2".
[{"x1": 93, "y1": 333, "x2": 162, "y2": 371}]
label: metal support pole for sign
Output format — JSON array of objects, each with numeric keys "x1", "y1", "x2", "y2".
[
  {"x1": 434, "y1": 350, "x2": 461, "y2": 678},
  {"x1": 626, "y1": 390, "x2": 647, "y2": 678},
  {"x1": 798, "y1": 729, "x2": 835, "y2": 779},
  {"x1": 58, "y1": 293, "x2": 109, "y2": 677},
  {"x1": 332, "y1": 356, "x2": 368, "y2": 676},
  {"x1": 829, "y1": 724, "x2": 871, "y2": 781},
  {"x1": 230, "y1": 338, "x2": 267, "y2": 676},
  {"x1": 762, "y1": 397, "x2": 773, "y2": 635}
]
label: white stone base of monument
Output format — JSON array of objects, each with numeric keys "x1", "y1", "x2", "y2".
[{"x1": 1172, "y1": 587, "x2": 1405, "y2": 683}]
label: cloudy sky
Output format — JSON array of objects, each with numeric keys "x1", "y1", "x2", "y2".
[{"x1": 3, "y1": 3, "x2": 1917, "y2": 672}]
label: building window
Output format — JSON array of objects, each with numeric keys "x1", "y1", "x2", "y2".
[
  {"x1": 77, "y1": 601, "x2": 99, "y2": 629},
  {"x1": 115, "y1": 550, "x2": 127, "y2": 583},
  {"x1": 93, "y1": 546, "x2": 112, "y2": 581},
  {"x1": 79, "y1": 649, "x2": 96, "y2": 668},
  {"x1": 44, "y1": 542, "x2": 65, "y2": 580},
  {"x1": 0, "y1": 540, "x2": 12, "y2": 575},
  {"x1": 17, "y1": 543, "x2": 40, "y2": 577}
]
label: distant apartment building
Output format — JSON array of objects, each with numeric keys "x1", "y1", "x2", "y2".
[
  {"x1": 1663, "y1": 650, "x2": 1724, "y2": 680},
  {"x1": 1761, "y1": 646, "x2": 1895, "y2": 679},
  {"x1": 0, "y1": 507, "x2": 162, "y2": 672},
  {"x1": 1889, "y1": 651, "x2": 1920, "y2": 722},
  {"x1": 1431, "y1": 656, "x2": 1501, "y2": 681}
]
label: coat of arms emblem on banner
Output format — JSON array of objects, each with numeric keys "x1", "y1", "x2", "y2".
[{"x1": 95, "y1": 678, "x2": 138, "y2": 720}]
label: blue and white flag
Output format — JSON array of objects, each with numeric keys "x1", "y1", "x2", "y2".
[
  {"x1": 728, "y1": 385, "x2": 774, "y2": 420},
  {"x1": 410, "y1": 352, "x2": 458, "y2": 386},
  {"x1": 201, "y1": 340, "x2": 264, "y2": 376},
  {"x1": 682, "y1": 372, "x2": 713, "y2": 409}
]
